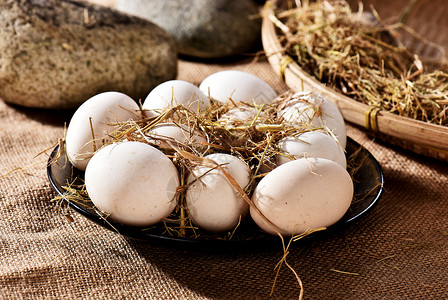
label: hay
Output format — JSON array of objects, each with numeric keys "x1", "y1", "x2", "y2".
[{"x1": 272, "y1": 0, "x2": 448, "y2": 126}]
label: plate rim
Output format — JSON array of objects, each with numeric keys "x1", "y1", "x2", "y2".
[{"x1": 46, "y1": 137, "x2": 384, "y2": 251}]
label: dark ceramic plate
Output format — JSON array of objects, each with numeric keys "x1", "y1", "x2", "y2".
[{"x1": 47, "y1": 137, "x2": 383, "y2": 251}]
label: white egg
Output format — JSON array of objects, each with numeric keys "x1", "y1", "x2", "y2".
[
  {"x1": 186, "y1": 153, "x2": 251, "y2": 232},
  {"x1": 218, "y1": 105, "x2": 267, "y2": 126},
  {"x1": 277, "y1": 131, "x2": 346, "y2": 169},
  {"x1": 220, "y1": 106, "x2": 258, "y2": 123},
  {"x1": 65, "y1": 91, "x2": 141, "y2": 171},
  {"x1": 279, "y1": 92, "x2": 347, "y2": 148},
  {"x1": 250, "y1": 157, "x2": 353, "y2": 236},
  {"x1": 85, "y1": 141, "x2": 179, "y2": 227},
  {"x1": 146, "y1": 122, "x2": 207, "y2": 150},
  {"x1": 199, "y1": 70, "x2": 277, "y2": 105},
  {"x1": 142, "y1": 80, "x2": 209, "y2": 116}
]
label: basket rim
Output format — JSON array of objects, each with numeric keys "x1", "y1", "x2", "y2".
[{"x1": 261, "y1": 1, "x2": 448, "y2": 157}]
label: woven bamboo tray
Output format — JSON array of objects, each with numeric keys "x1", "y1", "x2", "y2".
[{"x1": 262, "y1": 0, "x2": 448, "y2": 161}]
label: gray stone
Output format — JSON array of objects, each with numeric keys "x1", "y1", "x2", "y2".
[
  {"x1": 0, "y1": 0, "x2": 177, "y2": 109},
  {"x1": 114, "y1": 0, "x2": 261, "y2": 59}
]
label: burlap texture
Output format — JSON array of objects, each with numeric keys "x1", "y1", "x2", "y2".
[{"x1": 1, "y1": 56, "x2": 448, "y2": 299}]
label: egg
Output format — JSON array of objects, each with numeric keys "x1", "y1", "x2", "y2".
[
  {"x1": 250, "y1": 157, "x2": 353, "y2": 236},
  {"x1": 277, "y1": 131, "x2": 346, "y2": 169},
  {"x1": 186, "y1": 153, "x2": 251, "y2": 232},
  {"x1": 142, "y1": 80, "x2": 209, "y2": 117},
  {"x1": 146, "y1": 122, "x2": 207, "y2": 151},
  {"x1": 220, "y1": 106, "x2": 258, "y2": 124},
  {"x1": 85, "y1": 141, "x2": 179, "y2": 227},
  {"x1": 65, "y1": 91, "x2": 141, "y2": 171},
  {"x1": 279, "y1": 91, "x2": 347, "y2": 148},
  {"x1": 218, "y1": 104, "x2": 267, "y2": 126},
  {"x1": 199, "y1": 70, "x2": 277, "y2": 105}
]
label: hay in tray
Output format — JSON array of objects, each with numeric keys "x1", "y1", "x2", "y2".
[{"x1": 272, "y1": 0, "x2": 448, "y2": 126}]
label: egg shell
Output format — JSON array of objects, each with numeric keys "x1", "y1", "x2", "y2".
[
  {"x1": 186, "y1": 153, "x2": 251, "y2": 232},
  {"x1": 220, "y1": 106, "x2": 258, "y2": 123},
  {"x1": 280, "y1": 102, "x2": 317, "y2": 124},
  {"x1": 277, "y1": 131, "x2": 347, "y2": 169},
  {"x1": 218, "y1": 104, "x2": 268, "y2": 126},
  {"x1": 279, "y1": 92, "x2": 347, "y2": 148},
  {"x1": 146, "y1": 122, "x2": 206, "y2": 150},
  {"x1": 65, "y1": 91, "x2": 140, "y2": 171},
  {"x1": 85, "y1": 141, "x2": 179, "y2": 227},
  {"x1": 250, "y1": 157, "x2": 354, "y2": 236},
  {"x1": 142, "y1": 80, "x2": 209, "y2": 117},
  {"x1": 199, "y1": 70, "x2": 277, "y2": 105}
]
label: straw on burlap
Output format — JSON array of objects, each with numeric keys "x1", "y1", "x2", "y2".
[{"x1": 1, "y1": 57, "x2": 448, "y2": 299}]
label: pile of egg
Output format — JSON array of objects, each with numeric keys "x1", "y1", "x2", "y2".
[{"x1": 65, "y1": 70, "x2": 353, "y2": 236}]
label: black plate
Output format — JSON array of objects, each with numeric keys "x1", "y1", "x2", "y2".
[{"x1": 47, "y1": 137, "x2": 383, "y2": 251}]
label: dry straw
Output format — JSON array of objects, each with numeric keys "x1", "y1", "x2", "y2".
[
  {"x1": 273, "y1": 0, "x2": 448, "y2": 125},
  {"x1": 50, "y1": 97, "x2": 332, "y2": 239},
  {"x1": 262, "y1": 0, "x2": 448, "y2": 160},
  {"x1": 49, "y1": 97, "x2": 375, "y2": 242}
]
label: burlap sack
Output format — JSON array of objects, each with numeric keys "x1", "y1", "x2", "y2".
[{"x1": 1, "y1": 57, "x2": 447, "y2": 299}]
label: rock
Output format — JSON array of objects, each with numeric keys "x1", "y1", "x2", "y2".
[
  {"x1": 113, "y1": 0, "x2": 261, "y2": 59},
  {"x1": 0, "y1": 0, "x2": 177, "y2": 109}
]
